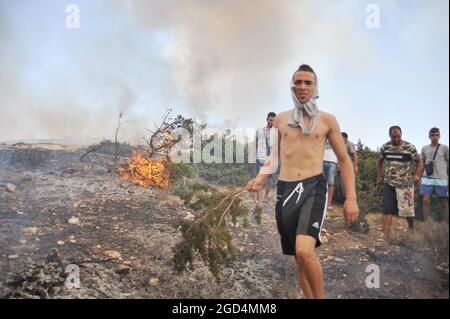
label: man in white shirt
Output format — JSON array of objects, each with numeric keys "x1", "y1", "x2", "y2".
[
  {"x1": 255, "y1": 112, "x2": 276, "y2": 207},
  {"x1": 323, "y1": 141, "x2": 337, "y2": 210},
  {"x1": 420, "y1": 127, "x2": 449, "y2": 224}
]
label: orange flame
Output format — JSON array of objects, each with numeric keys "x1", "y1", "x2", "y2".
[{"x1": 119, "y1": 150, "x2": 170, "y2": 189}]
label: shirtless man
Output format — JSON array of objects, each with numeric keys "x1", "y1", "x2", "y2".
[{"x1": 248, "y1": 64, "x2": 359, "y2": 299}]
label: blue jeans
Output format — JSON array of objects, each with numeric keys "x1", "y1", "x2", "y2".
[{"x1": 323, "y1": 161, "x2": 337, "y2": 185}]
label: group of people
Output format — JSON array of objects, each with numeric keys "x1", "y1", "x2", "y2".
[
  {"x1": 376, "y1": 126, "x2": 448, "y2": 240},
  {"x1": 322, "y1": 125, "x2": 448, "y2": 241},
  {"x1": 248, "y1": 64, "x2": 448, "y2": 299}
]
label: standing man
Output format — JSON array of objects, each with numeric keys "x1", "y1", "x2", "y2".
[
  {"x1": 341, "y1": 132, "x2": 358, "y2": 174},
  {"x1": 255, "y1": 112, "x2": 276, "y2": 207},
  {"x1": 376, "y1": 126, "x2": 423, "y2": 241},
  {"x1": 420, "y1": 127, "x2": 449, "y2": 224},
  {"x1": 335, "y1": 132, "x2": 358, "y2": 202},
  {"x1": 248, "y1": 64, "x2": 359, "y2": 299},
  {"x1": 323, "y1": 140, "x2": 338, "y2": 210}
]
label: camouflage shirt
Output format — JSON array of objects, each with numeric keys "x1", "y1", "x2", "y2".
[{"x1": 379, "y1": 140, "x2": 420, "y2": 188}]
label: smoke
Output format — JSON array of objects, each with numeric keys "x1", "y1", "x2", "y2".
[
  {"x1": 120, "y1": 0, "x2": 304, "y2": 121},
  {"x1": 119, "y1": 0, "x2": 379, "y2": 127},
  {"x1": 0, "y1": 2, "x2": 156, "y2": 144},
  {"x1": 0, "y1": 0, "x2": 380, "y2": 144}
]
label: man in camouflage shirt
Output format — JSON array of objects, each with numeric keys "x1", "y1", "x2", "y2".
[{"x1": 376, "y1": 126, "x2": 423, "y2": 241}]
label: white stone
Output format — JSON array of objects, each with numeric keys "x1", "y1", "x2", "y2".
[
  {"x1": 184, "y1": 212, "x2": 195, "y2": 221},
  {"x1": 5, "y1": 183, "x2": 17, "y2": 193},
  {"x1": 148, "y1": 278, "x2": 159, "y2": 286},
  {"x1": 104, "y1": 250, "x2": 122, "y2": 260},
  {"x1": 68, "y1": 216, "x2": 80, "y2": 225},
  {"x1": 23, "y1": 227, "x2": 38, "y2": 235}
]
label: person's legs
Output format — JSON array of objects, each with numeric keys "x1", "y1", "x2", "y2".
[
  {"x1": 296, "y1": 261, "x2": 313, "y2": 299},
  {"x1": 435, "y1": 185, "x2": 449, "y2": 224},
  {"x1": 406, "y1": 217, "x2": 415, "y2": 229},
  {"x1": 255, "y1": 160, "x2": 263, "y2": 206},
  {"x1": 422, "y1": 195, "x2": 432, "y2": 221},
  {"x1": 383, "y1": 214, "x2": 393, "y2": 241},
  {"x1": 439, "y1": 197, "x2": 449, "y2": 224},
  {"x1": 334, "y1": 171, "x2": 344, "y2": 204},
  {"x1": 420, "y1": 183, "x2": 433, "y2": 221},
  {"x1": 396, "y1": 186, "x2": 415, "y2": 229},
  {"x1": 327, "y1": 163, "x2": 336, "y2": 209},
  {"x1": 327, "y1": 185, "x2": 334, "y2": 209},
  {"x1": 276, "y1": 176, "x2": 326, "y2": 299},
  {"x1": 295, "y1": 235, "x2": 323, "y2": 299},
  {"x1": 383, "y1": 183, "x2": 397, "y2": 241}
]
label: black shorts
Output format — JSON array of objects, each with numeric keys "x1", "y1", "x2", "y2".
[
  {"x1": 383, "y1": 183, "x2": 399, "y2": 215},
  {"x1": 275, "y1": 175, "x2": 328, "y2": 256}
]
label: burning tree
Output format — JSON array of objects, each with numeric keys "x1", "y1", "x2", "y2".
[
  {"x1": 118, "y1": 109, "x2": 186, "y2": 189},
  {"x1": 119, "y1": 149, "x2": 171, "y2": 189},
  {"x1": 117, "y1": 109, "x2": 262, "y2": 278}
]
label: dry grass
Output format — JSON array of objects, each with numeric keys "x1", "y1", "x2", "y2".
[
  {"x1": 12, "y1": 143, "x2": 84, "y2": 151},
  {"x1": 365, "y1": 212, "x2": 448, "y2": 258},
  {"x1": 392, "y1": 220, "x2": 449, "y2": 254}
]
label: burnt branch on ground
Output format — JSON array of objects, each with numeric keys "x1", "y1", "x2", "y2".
[
  {"x1": 350, "y1": 186, "x2": 383, "y2": 234},
  {"x1": 114, "y1": 111, "x2": 124, "y2": 164}
]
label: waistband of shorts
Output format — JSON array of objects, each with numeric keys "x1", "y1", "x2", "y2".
[
  {"x1": 277, "y1": 174, "x2": 323, "y2": 186},
  {"x1": 421, "y1": 176, "x2": 448, "y2": 186}
]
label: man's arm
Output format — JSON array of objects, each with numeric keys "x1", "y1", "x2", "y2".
[
  {"x1": 376, "y1": 156, "x2": 384, "y2": 186},
  {"x1": 413, "y1": 158, "x2": 423, "y2": 185},
  {"x1": 420, "y1": 158, "x2": 426, "y2": 177},
  {"x1": 408, "y1": 145, "x2": 422, "y2": 185},
  {"x1": 419, "y1": 146, "x2": 427, "y2": 176},
  {"x1": 419, "y1": 147, "x2": 426, "y2": 177},
  {"x1": 349, "y1": 142, "x2": 358, "y2": 174},
  {"x1": 327, "y1": 115, "x2": 359, "y2": 225}
]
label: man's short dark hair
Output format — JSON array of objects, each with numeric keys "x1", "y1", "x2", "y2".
[
  {"x1": 267, "y1": 112, "x2": 276, "y2": 119},
  {"x1": 294, "y1": 64, "x2": 316, "y2": 80},
  {"x1": 389, "y1": 126, "x2": 402, "y2": 136},
  {"x1": 341, "y1": 132, "x2": 348, "y2": 139},
  {"x1": 429, "y1": 127, "x2": 440, "y2": 135}
]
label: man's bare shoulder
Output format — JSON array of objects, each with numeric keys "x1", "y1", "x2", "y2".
[
  {"x1": 274, "y1": 110, "x2": 292, "y2": 125},
  {"x1": 318, "y1": 110, "x2": 337, "y2": 123},
  {"x1": 276, "y1": 110, "x2": 293, "y2": 118}
]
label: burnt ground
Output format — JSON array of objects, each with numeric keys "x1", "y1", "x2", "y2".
[{"x1": 0, "y1": 144, "x2": 448, "y2": 299}]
